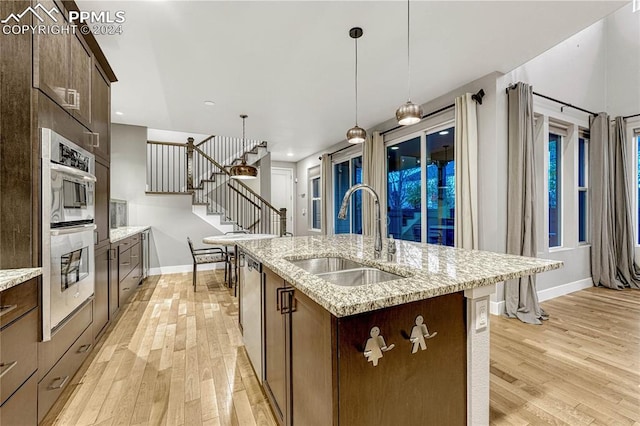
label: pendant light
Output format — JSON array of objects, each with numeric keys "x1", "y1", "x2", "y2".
[
  {"x1": 230, "y1": 114, "x2": 258, "y2": 180},
  {"x1": 395, "y1": 0, "x2": 423, "y2": 126},
  {"x1": 346, "y1": 27, "x2": 366, "y2": 144}
]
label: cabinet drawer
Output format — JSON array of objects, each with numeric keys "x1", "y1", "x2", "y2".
[
  {"x1": 38, "y1": 323, "x2": 93, "y2": 423},
  {"x1": 0, "y1": 309, "x2": 38, "y2": 405},
  {"x1": 119, "y1": 265, "x2": 140, "y2": 307},
  {"x1": 0, "y1": 371, "x2": 37, "y2": 426},
  {"x1": 38, "y1": 300, "x2": 93, "y2": 381},
  {"x1": 0, "y1": 277, "x2": 38, "y2": 329}
]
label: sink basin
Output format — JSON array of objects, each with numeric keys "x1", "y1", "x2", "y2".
[
  {"x1": 316, "y1": 268, "x2": 403, "y2": 287},
  {"x1": 288, "y1": 257, "x2": 365, "y2": 274}
]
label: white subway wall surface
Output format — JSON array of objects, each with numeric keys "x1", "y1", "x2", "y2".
[{"x1": 111, "y1": 123, "x2": 222, "y2": 270}]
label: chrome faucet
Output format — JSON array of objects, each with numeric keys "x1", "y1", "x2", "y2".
[{"x1": 338, "y1": 183, "x2": 383, "y2": 259}]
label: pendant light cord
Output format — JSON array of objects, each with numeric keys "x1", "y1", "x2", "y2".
[
  {"x1": 355, "y1": 36, "x2": 359, "y2": 126},
  {"x1": 406, "y1": 0, "x2": 411, "y2": 102},
  {"x1": 241, "y1": 115, "x2": 247, "y2": 165}
]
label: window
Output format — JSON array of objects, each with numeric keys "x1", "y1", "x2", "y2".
[
  {"x1": 310, "y1": 176, "x2": 321, "y2": 230},
  {"x1": 387, "y1": 137, "x2": 422, "y2": 241},
  {"x1": 548, "y1": 132, "x2": 562, "y2": 248},
  {"x1": 578, "y1": 132, "x2": 589, "y2": 243},
  {"x1": 333, "y1": 155, "x2": 363, "y2": 234},
  {"x1": 386, "y1": 125, "x2": 455, "y2": 245}
]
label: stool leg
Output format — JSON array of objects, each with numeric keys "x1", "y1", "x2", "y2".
[{"x1": 193, "y1": 263, "x2": 197, "y2": 292}]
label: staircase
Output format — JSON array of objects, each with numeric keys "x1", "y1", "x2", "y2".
[{"x1": 146, "y1": 135, "x2": 286, "y2": 236}]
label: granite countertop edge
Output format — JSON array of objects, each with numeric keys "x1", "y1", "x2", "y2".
[
  {"x1": 237, "y1": 236, "x2": 563, "y2": 317},
  {"x1": 110, "y1": 226, "x2": 151, "y2": 243},
  {"x1": 0, "y1": 268, "x2": 43, "y2": 292}
]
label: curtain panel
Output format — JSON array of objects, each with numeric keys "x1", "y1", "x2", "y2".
[
  {"x1": 505, "y1": 82, "x2": 547, "y2": 324},
  {"x1": 454, "y1": 93, "x2": 479, "y2": 250},
  {"x1": 590, "y1": 114, "x2": 640, "y2": 289},
  {"x1": 363, "y1": 131, "x2": 386, "y2": 238}
]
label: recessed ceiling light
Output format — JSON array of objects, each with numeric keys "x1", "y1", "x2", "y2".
[
  {"x1": 439, "y1": 130, "x2": 449, "y2": 135},
  {"x1": 204, "y1": 101, "x2": 215, "y2": 106},
  {"x1": 391, "y1": 146, "x2": 399, "y2": 150},
  {"x1": 115, "y1": 111, "x2": 124, "y2": 116},
  {"x1": 287, "y1": 153, "x2": 294, "y2": 157}
]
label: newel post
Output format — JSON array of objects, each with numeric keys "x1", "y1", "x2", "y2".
[
  {"x1": 279, "y1": 208, "x2": 287, "y2": 236},
  {"x1": 186, "y1": 137, "x2": 194, "y2": 190}
]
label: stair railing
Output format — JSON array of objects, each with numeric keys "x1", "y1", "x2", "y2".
[
  {"x1": 189, "y1": 140, "x2": 286, "y2": 236},
  {"x1": 195, "y1": 134, "x2": 265, "y2": 168}
]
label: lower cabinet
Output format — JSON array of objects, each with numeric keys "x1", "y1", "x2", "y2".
[
  {"x1": 261, "y1": 266, "x2": 467, "y2": 426},
  {"x1": 94, "y1": 244, "x2": 110, "y2": 339},
  {"x1": 0, "y1": 372, "x2": 38, "y2": 426}
]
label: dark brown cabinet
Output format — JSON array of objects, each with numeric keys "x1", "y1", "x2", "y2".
[
  {"x1": 261, "y1": 266, "x2": 467, "y2": 426},
  {"x1": 117, "y1": 234, "x2": 143, "y2": 308},
  {"x1": 94, "y1": 244, "x2": 110, "y2": 339},
  {"x1": 91, "y1": 63, "x2": 111, "y2": 161},
  {"x1": 69, "y1": 31, "x2": 92, "y2": 127},
  {"x1": 95, "y1": 160, "x2": 110, "y2": 247},
  {"x1": 0, "y1": 277, "x2": 39, "y2": 425},
  {"x1": 109, "y1": 246, "x2": 119, "y2": 317}
]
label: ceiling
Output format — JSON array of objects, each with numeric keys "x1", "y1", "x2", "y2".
[{"x1": 80, "y1": 1, "x2": 625, "y2": 162}]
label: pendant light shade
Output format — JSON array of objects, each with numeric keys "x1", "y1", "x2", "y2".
[
  {"x1": 230, "y1": 114, "x2": 258, "y2": 180},
  {"x1": 395, "y1": 0, "x2": 422, "y2": 126},
  {"x1": 347, "y1": 27, "x2": 366, "y2": 144},
  {"x1": 396, "y1": 101, "x2": 423, "y2": 126}
]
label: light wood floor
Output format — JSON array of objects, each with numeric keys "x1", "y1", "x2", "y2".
[{"x1": 44, "y1": 272, "x2": 640, "y2": 426}]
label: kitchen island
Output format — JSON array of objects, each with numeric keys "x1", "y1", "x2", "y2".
[{"x1": 237, "y1": 235, "x2": 562, "y2": 426}]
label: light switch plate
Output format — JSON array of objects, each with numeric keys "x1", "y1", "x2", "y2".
[{"x1": 475, "y1": 299, "x2": 488, "y2": 331}]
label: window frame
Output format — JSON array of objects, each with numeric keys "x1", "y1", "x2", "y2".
[
  {"x1": 577, "y1": 131, "x2": 589, "y2": 245},
  {"x1": 548, "y1": 130, "x2": 563, "y2": 249},
  {"x1": 308, "y1": 170, "x2": 322, "y2": 232}
]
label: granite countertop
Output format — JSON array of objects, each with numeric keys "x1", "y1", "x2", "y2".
[
  {"x1": 203, "y1": 233, "x2": 277, "y2": 245},
  {"x1": 0, "y1": 268, "x2": 42, "y2": 292},
  {"x1": 110, "y1": 226, "x2": 151, "y2": 243},
  {"x1": 237, "y1": 235, "x2": 563, "y2": 317}
]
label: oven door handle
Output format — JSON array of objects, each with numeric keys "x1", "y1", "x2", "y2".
[
  {"x1": 50, "y1": 163, "x2": 97, "y2": 182},
  {"x1": 51, "y1": 224, "x2": 97, "y2": 236}
]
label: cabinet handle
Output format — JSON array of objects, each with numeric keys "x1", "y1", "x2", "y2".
[
  {"x1": 131, "y1": 254, "x2": 138, "y2": 259},
  {"x1": 67, "y1": 89, "x2": 79, "y2": 110},
  {"x1": 77, "y1": 343, "x2": 92, "y2": 354},
  {"x1": 48, "y1": 375, "x2": 70, "y2": 390},
  {"x1": 279, "y1": 288, "x2": 296, "y2": 315},
  {"x1": 109, "y1": 248, "x2": 117, "y2": 260},
  {"x1": 0, "y1": 361, "x2": 18, "y2": 378},
  {"x1": 0, "y1": 304, "x2": 17, "y2": 317},
  {"x1": 94, "y1": 230, "x2": 99, "y2": 245},
  {"x1": 121, "y1": 262, "x2": 130, "y2": 266},
  {"x1": 122, "y1": 287, "x2": 130, "y2": 291},
  {"x1": 92, "y1": 132, "x2": 100, "y2": 148}
]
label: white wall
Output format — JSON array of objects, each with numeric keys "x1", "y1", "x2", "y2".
[
  {"x1": 111, "y1": 124, "x2": 222, "y2": 273},
  {"x1": 605, "y1": 4, "x2": 640, "y2": 117}
]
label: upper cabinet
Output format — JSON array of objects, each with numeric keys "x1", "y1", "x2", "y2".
[
  {"x1": 34, "y1": 0, "x2": 95, "y2": 138},
  {"x1": 91, "y1": 63, "x2": 111, "y2": 162}
]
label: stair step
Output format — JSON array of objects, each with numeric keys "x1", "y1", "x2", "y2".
[{"x1": 193, "y1": 202, "x2": 209, "y2": 206}]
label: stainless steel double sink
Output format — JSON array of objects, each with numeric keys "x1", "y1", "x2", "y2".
[{"x1": 287, "y1": 257, "x2": 405, "y2": 287}]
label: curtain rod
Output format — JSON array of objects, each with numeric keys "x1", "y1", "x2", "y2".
[
  {"x1": 624, "y1": 113, "x2": 640, "y2": 120},
  {"x1": 320, "y1": 89, "x2": 486, "y2": 159},
  {"x1": 507, "y1": 84, "x2": 597, "y2": 116}
]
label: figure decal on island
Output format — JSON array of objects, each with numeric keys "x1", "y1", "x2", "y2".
[
  {"x1": 410, "y1": 315, "x2": 438, "y2": 354},
  {"x1": 364, "y1": 326, "x2": 395, "y2": 366}
]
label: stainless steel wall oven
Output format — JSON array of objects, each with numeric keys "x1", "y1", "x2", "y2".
[{"x1": 41, "y1": 128, "x2": 96, "y2": 341}]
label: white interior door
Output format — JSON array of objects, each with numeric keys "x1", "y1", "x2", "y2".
[{"x1": 271, "y1": 167, "x2": 294, "y2": 234}]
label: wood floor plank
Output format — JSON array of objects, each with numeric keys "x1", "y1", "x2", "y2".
[{"x1": 43, "y1": 272, "x2": 638, "y2": 426}]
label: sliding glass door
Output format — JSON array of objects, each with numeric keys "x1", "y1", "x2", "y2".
[
  {"x1": 386, "y1": 125, "x2": 455, "y2": 246},
  {"x1": 334, "y1": 155, "x2": 363, "y2": 234}
]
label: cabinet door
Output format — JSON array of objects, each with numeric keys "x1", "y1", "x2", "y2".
[
  {"x1": 262, "y1": 267, "x2": 287, "y2": 425},
  {"x1": 68, "y1": 33, "x2": 92, "y2": 129},
  {"x1": 109, "y1": 246, "x2": 119, "y2": 317},
  {"x1": 93, "y1": 245, "x2": 110, "y2": 339},
  {"x1": 91, "y1": 63, "x2": 110, "y2": 161},
  {"x1": 94, "y1": 161, "x2": 109, "y2": 246},
  {"x1": 290, "y1": 290, "x2": 335, "y2": 426},
  {"x1": 33, "y1": 0, "x2": 69, "y2": 108},
  {"x1": 337, "y1": 293, "x2": 467, "y2": 426}
]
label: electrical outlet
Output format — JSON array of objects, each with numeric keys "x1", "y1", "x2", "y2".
[{"x1": 475, "y1": 299, "x2": 488, "y2": 331}]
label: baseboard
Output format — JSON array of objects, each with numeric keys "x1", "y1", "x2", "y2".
[
  {"x1": 148, "y1": 263, "x2": 225, "y2": 276},
  {"x1": 489, "y1": 277, "x2": 593, "y2": 316}
]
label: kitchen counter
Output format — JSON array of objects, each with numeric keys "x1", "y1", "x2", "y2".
[
  {"x1": 0, "y1": 268, "x2": 42, "y2": 292},
  {"x1": 237, "y1": 234, "x2": 562, "y2": 317},
  {"x1": 110, "y1": 226, "x2": 151, "y2": 243}
]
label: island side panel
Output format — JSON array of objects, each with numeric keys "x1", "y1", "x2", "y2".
[{"x1": 337, "y1": 292, "x2": 467, "y2": 426}]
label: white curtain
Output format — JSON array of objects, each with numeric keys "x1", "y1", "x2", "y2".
[
  {"x1": 320, "y1": 153, "x2": 332, "y2": 235},
  {"x1": 454, "y1": 93, "x2": 478, "y2": 249},
  {"x1": 363, "y1": 131, "x2": 386, "y2": 238}
]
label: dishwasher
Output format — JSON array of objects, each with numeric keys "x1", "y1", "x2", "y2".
[{"x1": 239, "y1": 250, "x2": 263, "y2": 381}]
